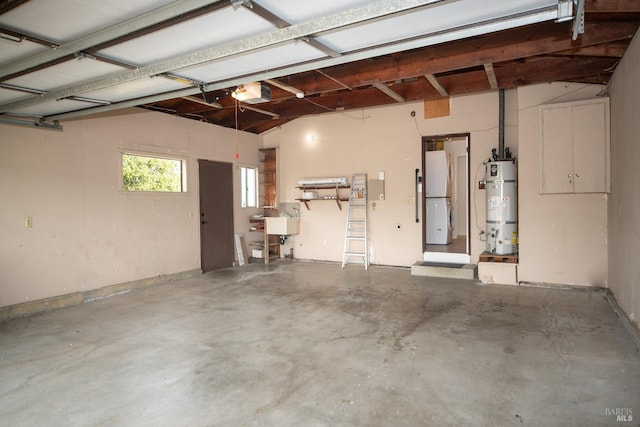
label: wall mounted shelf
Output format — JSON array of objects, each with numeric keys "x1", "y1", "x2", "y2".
[{"x1": 295, "y1": 184, "x2": 350, "y2": 210}]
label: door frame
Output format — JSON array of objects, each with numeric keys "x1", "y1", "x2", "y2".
[
  {"x1": 198, "y1": 159, "x2": 235, "y2": 272},
  {"x1": 421, "y1": 133, "x2": 471, "y2": 263}
]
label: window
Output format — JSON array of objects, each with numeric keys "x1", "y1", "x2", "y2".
[
  {"x1": 241, "y1": 166, "x2": 258, "y2": 208},
  {"x1": 122, "y1": 153, "x2": 186, "y2": 192}
]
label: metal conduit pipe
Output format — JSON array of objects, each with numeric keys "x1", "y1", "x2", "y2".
[{"x1": 498, "y1": 88, "x2": 505, "y2": 159}]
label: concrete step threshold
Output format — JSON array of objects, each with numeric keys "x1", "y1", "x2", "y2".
[{"x1": 411, "y1": 261, "x2": 477, "y2": 280}]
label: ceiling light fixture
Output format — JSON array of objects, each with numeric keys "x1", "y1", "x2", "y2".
[{"x1": 231, "y1": 82, "x2": 270, "y2": 104}]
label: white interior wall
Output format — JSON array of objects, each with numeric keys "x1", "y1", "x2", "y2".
[
  {"x1": 263, "y1": 91, "x2": 507, "y2": 266},
  {"x1": 0, "y1": 109, "x2": 261, "y2": 308},
  {"x1": 1, "y1": 78, "x2": 625, "y2": 309},
  {"x1": 608, "y1": 29, "x2": 640, "y2": 328},
  {"x1": 517, "y1": 83, "x2": 608, "y2": 286}
]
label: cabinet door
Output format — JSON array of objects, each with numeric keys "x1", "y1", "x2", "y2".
[
  {"x1": 540, "y1": 106, "x2": 574, "y2": 194},
  {"x1": 572, "y1": 102, "x2": 608, "y2": 193}
]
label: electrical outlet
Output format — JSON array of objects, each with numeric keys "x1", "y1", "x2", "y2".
[{"x1": 24, "y1": 216, "x2": 33, "y2": 228}]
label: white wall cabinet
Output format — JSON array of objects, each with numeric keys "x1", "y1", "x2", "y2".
[{"x1": 539, "y1": 98, "x2": 610, "y2": 194}]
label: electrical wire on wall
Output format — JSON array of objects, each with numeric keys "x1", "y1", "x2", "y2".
[
  {"x1": 517, "y1": 83, "x2": 596, "y2": 114},
  {"x1": 302, "y1": 97, "x2": 371, "y2": 121},
  {"x1": 473, "y1": 159, "x2": 489, "y2": 241},
  {"x1": 411, "y1": 111, "x2": 422, "y2": 137}
]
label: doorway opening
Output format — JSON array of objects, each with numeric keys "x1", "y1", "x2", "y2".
[{"x1": 421, "y1": 134, "x2": 470, "y2": 264}]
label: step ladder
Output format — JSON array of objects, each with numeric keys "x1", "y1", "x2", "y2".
[{"x1": 342, "y1": 173, "x2": 369, "y2": 270}]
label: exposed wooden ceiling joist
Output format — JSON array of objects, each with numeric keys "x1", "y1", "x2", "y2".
[
  {"x1": 181, "y1": 95, "x2": 223, "y2": 109},
  {"x1": 314, "y1": 69, "x2": 353, "y2": 91},
  {"x1": 265, "y1": 79, "x2": 304, "y2": 99},
  {"x1": 315, "y1": 21, "x2": 637, "y2": 89},
  {"x1": 483, "y1": 64, "x2": 499, "y2": 90},
  {"x1": 371, "y1": 81, "x2": 405, "y2": 102},
  {"x1": 425, "y1": 74, "x2": 449, "y2": 97},
  {"x1": 587, "y1": 0, "x2": 640, "y2": 12},
  {"x1": 239, "y1": 104, "x2": 280, "y2": 119}
]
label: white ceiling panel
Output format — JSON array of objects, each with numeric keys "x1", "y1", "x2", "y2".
[
  {"x1": 178, "y1": 41, "x2": 325, "y2": 84},
  {"x1": 0, "y1": 88, "x2": 31, "y2": 104},
  {"x1": 0, "y1": 37, "x2": 47, "y2": 64},
  {"x1": 5, "y1": 59, "x2": 125, "y2": 92},
  {"x1": 0, "y1": 0, "x2": 174, "y2": 43},
  {"x1": 12, "y1": 98, "x2": 95, "y2": 117},
  {"x1": 81, "y1": 77, "x2": 189, "y2": 103},
  {"x1": 316, "y1": 0, "x2": 557, "y2": 52},
  {"x1": 253, "y1": 0, "x2": 373, "y2": 24},
  {"x1": 99, "y1": 7, "x2": 276, "y2": 66}
]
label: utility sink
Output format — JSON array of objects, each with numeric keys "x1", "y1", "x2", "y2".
[{"x1": 265, "y1": 217, "x2": 300, "y2": 235}]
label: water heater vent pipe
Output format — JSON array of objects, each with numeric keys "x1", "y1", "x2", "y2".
[{"x1": 498, "y1": 88, "x2": 505, "y2": 159}]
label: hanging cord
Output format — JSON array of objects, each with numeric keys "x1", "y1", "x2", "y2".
[{"x1": 234, "y1": 98, "x2": 239, "y2": 159}]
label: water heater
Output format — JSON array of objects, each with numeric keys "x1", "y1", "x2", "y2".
[{"x1": 485, "y1": 160, "x2": 517, "y2": 255}]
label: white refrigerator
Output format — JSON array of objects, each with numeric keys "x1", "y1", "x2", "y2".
[{"x1": 425, "y1": 151, "x2": 453, "y2": 244}]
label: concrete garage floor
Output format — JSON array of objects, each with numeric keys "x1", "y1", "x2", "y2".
[{"x1": 1, "y1": 261, "x2": 639, "y2": 426}]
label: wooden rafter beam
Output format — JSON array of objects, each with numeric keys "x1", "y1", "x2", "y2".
[
  {"x1": 180, "y1": 95, "x2": 223, "y2": 109},
  {"x1": 586, "y1": 0, "x2": 640, "y2": 12},
  {"x1": 424, "y1": 74, "x2": 448, "y2": 97},
  {"x1": 371, "y1": 82, "x2": 405, "y2": 102},
  {"x1": 314, "y1": 69, "x2": 352, "y2": 91},
  {"x1": 551, "y1": 42, "x2": 628, "y2": 57},
  {"x1": 270, "y1": 21, "x2": 636, "y2": 98},
  {"x1": 316, "y1": 21, "x2": 637, "y2": 89},
  {"x1": 483, "y1": 63, "x2": 499, "y2": 89},
  {"x1": 208, "y1": 55, "x2": 619, "y2": 130},
  {"x1": 428, "y1": 56, "x2": 618, "y2": 96},
  {"x1": 265, "y1": 79, "x2": 304, "y2": 98},
  {"x1": 240, "y1": 104, "x2": 280, "y2": 119}
]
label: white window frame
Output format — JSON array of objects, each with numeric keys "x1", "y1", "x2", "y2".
[
  {"x1": 241, "y1": 166, "x2": 259, "y2": 208},
  {"x1": 120, "y1": 150, "x2": 188, "y2": 193}
]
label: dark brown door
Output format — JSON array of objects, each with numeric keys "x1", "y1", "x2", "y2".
[{"x1": 199, "y1": 159, "x2": 234, "y2": 272}]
